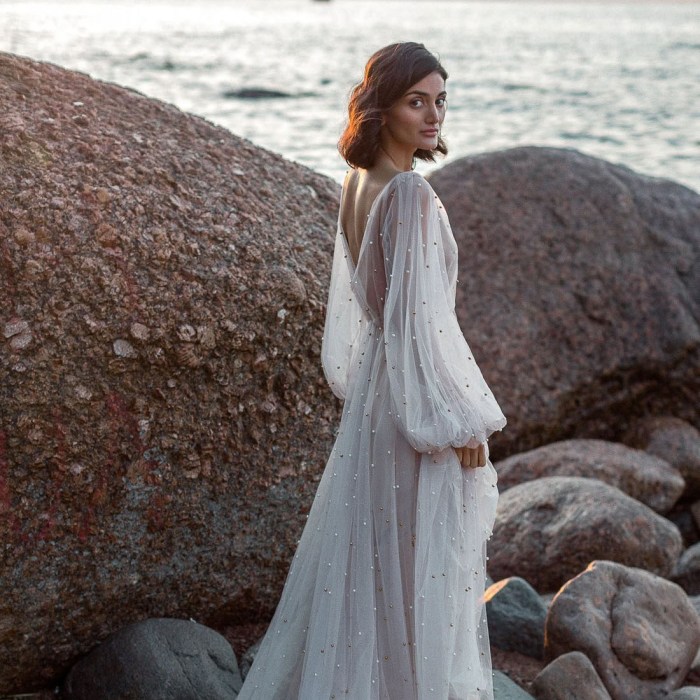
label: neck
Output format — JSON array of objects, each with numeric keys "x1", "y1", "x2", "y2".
[{"x1": 377, "y1": 136, "x2": 414, "y2": 173}]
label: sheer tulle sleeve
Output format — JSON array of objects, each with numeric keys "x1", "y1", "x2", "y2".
[
  {"x1": 381, "y1": 172, "x2": 507, "y2": 453},
  {"x1": 321, "y1": 229, "x2": 363, "y2": 400}
]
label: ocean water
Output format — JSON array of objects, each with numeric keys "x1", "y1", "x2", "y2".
[{"x1": 1, "y1": 0, "x2": 699, "y2": 191}]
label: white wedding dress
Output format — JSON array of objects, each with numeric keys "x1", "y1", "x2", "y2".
[{"x1": 237, "y1": 170, "x2": 507, "y2": 700}]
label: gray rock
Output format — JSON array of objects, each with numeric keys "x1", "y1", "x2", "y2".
[
  {"x1": 545, "y1": 560, "x2": 700, "y2": 700},
  {"x1": 690, "y1": 595, "x2": 700, "y2": 619},
  {"x1": 494, "y1": 438, "x2": 684, "y2": 514},
  {"x1": 540, "y1": 593, "x2": 556, "y2": 608},
  {"x1": 429, "y1": 147, "x2": 700, "y2": 459},
  {"x1": 486, "y1": 577, "x2": 547, "y2": 659},
  {"x1": 239, "y1": 637, "x2": 262, "y2": 680},
  {"x1": 493, "y1": 670, "x2": 535, "y2": 700},
  {"x1": 63, "y1": 618, "x2": 242, "y2": 700},
  {"x1": 673, "y1": 542, "x2": 700, "y2": 595},
  {"x1": 223, "y1": 87, "x2": 292, "y2": 99},
  {"x1": 489, "y1": 476, "x2": 683, "y2": 591},
  {"x1": 668, "y1": 689, "x2": 700, "y2": 700},
  {"x1": 531, "y1": 651, "x2": 611, "y2": 700}
]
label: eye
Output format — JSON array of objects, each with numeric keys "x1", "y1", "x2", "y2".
[
  {"x1": 436, "y1": 97, "x2": 447, "y2": 108},
  {"x1": 410, "y1": 98, "x2": 423, "y2": 107}
]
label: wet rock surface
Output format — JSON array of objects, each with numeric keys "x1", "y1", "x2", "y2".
[
  {"x1": 429, "y1": 147, "x2": 700, "y2": 457},
  {"x1": 494, "y1": 438, "x2": 684, "y2": 513},
  {"x1": 545, "y1": 560, "x2": 700, "y2": 700},
  {"x1": 0, "y1": 52, "x2": 339, "y2": 691},
  {"x1": 64, "y1": 618, "x2": 242, "y2": 700},
  {"x1": 488, "y1": 476, "x2": 683, "y2": 591}
]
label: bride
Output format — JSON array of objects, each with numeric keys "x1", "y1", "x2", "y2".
[{"x1": 237, "y1": 41, "x2": 507, "y2": 700}]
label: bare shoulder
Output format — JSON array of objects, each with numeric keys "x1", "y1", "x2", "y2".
[
  {"x1": 359, "y1": 168, "x2": 399, "y2": 198},
  {"x1": 349, "y1": 168, "x2": 398, "y2": 216},
  {"x1": 342, "y1": 169, "x2": 436, "y2": 232},
  {"x1": 369, "y1": 169, "x2": 432, "y2": 203}
]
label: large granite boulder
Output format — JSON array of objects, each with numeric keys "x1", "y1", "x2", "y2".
[
  {"x1": 494, "y1": 438, "x2": 684, "y2": 513},
  {"x1": 0, "y1": 53, "x2": 339, "y2": 692},
  {"x1": 488, "y1": 476, "x2": 683, "y2": 591},
  {"x1": 428, "y1": 147, "x2": 700, "y2": 457},
  {"x1": 545, "y1": 560, "x2": 700, "y2": 700},
  {"x1": 64, "y1": 618, "x2": 242, "y2": 699}
]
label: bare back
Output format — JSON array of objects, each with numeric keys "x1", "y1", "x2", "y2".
[{"x1": 340, "y1": 168, "x2": 401, "y2": 267}]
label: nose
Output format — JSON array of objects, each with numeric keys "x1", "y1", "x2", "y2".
[{"x1": 427, "y1": 104, "x2": 439, "y2": 124}]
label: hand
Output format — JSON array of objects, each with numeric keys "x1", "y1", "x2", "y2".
[{"x1": 454, "y1": 443, "x2": 487, "y2": 469}]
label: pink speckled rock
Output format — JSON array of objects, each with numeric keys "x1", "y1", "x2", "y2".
[
  {"x1": 532, "y1": 651, "x2": 611, "y2": 700},
  {"x1": 545, "y1": 561, "x2": 700, "y2": 700},
  {"x1": 0, "y1": 52, "x2": 339, "y2": 692},
  {"x1": 494, "y1": 438, "x2": 684, "y2": 514},
  {"x1": 622, "y1": 415, "x2": 700, "y2": 498},
  {"x1": 488, "y1": 476, "x2": 682, "y2": 591},
  {"x1": 428, "y1": 148, "x2": 700, "y2": 457}
]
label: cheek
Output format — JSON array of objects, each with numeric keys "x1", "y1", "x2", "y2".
[
  {"x1": 385, "y1": 106, "x2": 424, "y2": 138},
  {"x1": 392, "y1": 107, "x2": 419, "y2": 131}
]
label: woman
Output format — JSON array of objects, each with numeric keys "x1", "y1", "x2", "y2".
[{"x1": 238, "y1": 42, "x2": 507, "y2": 700}]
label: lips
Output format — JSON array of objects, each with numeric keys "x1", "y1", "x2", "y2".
[{"x1": 421, "y1": 129, "x2": 438, "y2": 136}]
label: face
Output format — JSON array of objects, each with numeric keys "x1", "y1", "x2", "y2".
[{"x1": 381, "y1": 71, "x2": 447, "y2": 155}]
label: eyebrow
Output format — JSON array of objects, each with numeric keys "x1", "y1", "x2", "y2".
[{"x1": 404, "y1": 90, "x2": 447, "y2": 98}]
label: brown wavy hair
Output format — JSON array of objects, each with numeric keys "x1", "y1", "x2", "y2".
[{"x1": 338, "y1": 42, "x2": 448, "y2": 170}]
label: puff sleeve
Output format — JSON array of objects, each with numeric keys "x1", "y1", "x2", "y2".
[
  {"x1": 381, "y1": 172, "x2": 507, "y2": 453},
  {"x1": 321, "y1": 229, "x2": 363, "y2": 400}
]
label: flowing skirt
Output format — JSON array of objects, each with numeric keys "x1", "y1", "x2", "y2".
[{"x1": 237, "y1": 322, "x2": 498, "y2": 700}]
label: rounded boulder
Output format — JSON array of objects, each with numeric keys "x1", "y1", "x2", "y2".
[
  {"x1": 488, "y1": 476, "x2": 683, "y2": 591},
  {"x1": 64, "y1": 618, "x2": 242, "y2": 700},
  {"x1": 531, "y1": 651, "x2": 611, "y2": 700},
  {"x1": 545, "y1": 560, "x2": 700, "y2": 700},
  {"x1": 623, "y1": 415, "x2": 700, "y2": 499},
  {"x1": 429, "y1": 147, "x2": 700, "y2": 458},
  {"x1": 494, "y1": 438, "x2": 684, "y2": 514}
]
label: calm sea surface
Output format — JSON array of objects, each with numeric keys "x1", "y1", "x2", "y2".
[{"x1": 1, "y1": 0, "x2": 699, "y2": 191}]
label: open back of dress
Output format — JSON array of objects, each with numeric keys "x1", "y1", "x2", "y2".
[{"x1": 238, "y1": 170, "x2": 507, "y2": 700}]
